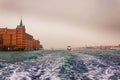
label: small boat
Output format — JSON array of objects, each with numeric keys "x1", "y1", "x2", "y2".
[{"x1": 67, "y1": 46, "x2": 72, "y2": 51}]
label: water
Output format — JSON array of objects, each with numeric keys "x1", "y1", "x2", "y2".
[{"x1": 0, "y1": 49, "x2": 120, "y2": 80}]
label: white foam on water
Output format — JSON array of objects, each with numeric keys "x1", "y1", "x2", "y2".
[
  {"x1": 39, "y1": 56, "x2": 65, "y2": 80},
  {"x1": 0, "y1": 50, "x2": 119, "y2": 80},
  {"x1": 9, "y1": 67, "x2": 31, "y2": 80},
  {"x1": 86, "y1": 65, "x2": 120, "y2": 80},
  {"x1": 3, "y1": 52, "x2": 66, "y2": 80},
  {"x1": 73, "y1": 52, "x2": 120, "y2": 80}
]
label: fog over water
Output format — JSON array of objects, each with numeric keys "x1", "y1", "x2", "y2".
[{"x1": 0, "y1": 0, "x2": 120, "y2": 49}]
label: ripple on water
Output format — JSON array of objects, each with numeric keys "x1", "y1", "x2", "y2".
[
  {"x1": 0, "y1": 50, "x2": 120, "y2": 80},
  {"x1": 0, "y1": 52, "x2": 65, "y2": 80}
]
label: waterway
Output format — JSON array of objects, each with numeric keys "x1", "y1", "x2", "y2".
[{"x1": 0, "y1": 49, "x2": 120, "y2": 80}]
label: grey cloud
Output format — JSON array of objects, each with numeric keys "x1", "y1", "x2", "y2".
[{"x1": 1, "y1": 0, "x2": 120, "y2": 35}]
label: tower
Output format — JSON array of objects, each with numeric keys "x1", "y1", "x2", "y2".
[
  {"x1": 17, "y1": 16, "x2": 25, "y2": 29},
  {"x1": 16, "y1": 17, "x2": 26, "y2": 50}
]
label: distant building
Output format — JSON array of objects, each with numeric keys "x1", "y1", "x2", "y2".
[
  {"x1": 0, "y1": 17, "x2": 42, "y2": 51},
  {"x1": 94, "y1": 45, "x2": 120, "y2": 50}
]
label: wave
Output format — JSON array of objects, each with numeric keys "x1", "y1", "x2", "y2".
[{"x1": 0, "y1": 50, "x2": 119, "y2": 80}]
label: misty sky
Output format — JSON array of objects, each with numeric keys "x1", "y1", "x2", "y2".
[{"x1": 0, "y1": 0, "x2": 120, "y2": 49}]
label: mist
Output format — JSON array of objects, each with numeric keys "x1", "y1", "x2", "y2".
[{"x1": 0, "y1": 0, "x2": 120, "y2": 49}]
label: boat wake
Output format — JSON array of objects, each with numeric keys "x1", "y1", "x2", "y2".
[{"x1": 0, "y1": 50, "x2": 119, "y2": 80}]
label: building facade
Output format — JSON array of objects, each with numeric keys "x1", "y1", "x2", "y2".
[{"x1": 0, "y1": 18, "x2": 41, "y2": 51}]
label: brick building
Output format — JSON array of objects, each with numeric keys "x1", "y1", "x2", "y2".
[{"x1": 0, "y1": 18, "x2": 41, "y2": 51}]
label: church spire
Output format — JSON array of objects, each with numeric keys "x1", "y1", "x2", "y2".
[
  {"x1": 20, "y1": 16, "x2": 23, "y2": 26},
  {"x1": 17, "y1": 16, "x2": 25, "y2": 28}
]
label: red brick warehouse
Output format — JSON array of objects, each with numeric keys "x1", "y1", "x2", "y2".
[{"x1": 0, "y1": 17, "x2": 42, "y2": 51}]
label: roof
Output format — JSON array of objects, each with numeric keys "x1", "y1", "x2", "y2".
[{"x1": 17, "y1": 16, "x2": 25, "y2": 28}]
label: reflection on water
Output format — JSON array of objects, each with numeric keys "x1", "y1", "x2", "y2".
[{"x1": 0, "y1": 50, "x2": 120, "y2": 80}]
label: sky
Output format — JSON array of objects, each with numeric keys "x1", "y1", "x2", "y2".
[{"x1": 0, "y1": 0, "x2": 120, "y2": 49}]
